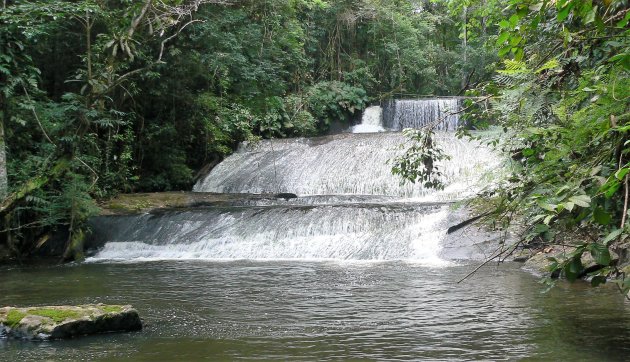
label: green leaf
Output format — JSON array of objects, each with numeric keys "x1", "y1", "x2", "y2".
[
  {"x1": 535, "y1": 59, "x2": 560, "y2": 73},
  {"x1": 564, "y1": 201, "x2": 575, "y2": 212},
  {"x1": 564, "y1": 257, "x2": 583, "y2": 282},
  {"x1": 600, "y1": 178, "x2": 621, "y2": 198},
  {"x1": 496, "y1": 32, "x2": 510, "y2": 46},
  {"x1": 593, "y1": 207, "x2": 612, "y2": 226},
  {"x1": 537, "y1": 201, "x2": 557, "y2": 212},
  {"x1": 589, "y1": 243, "x2": 611, "y2": 266},
  {"x1": 616, "y1": 10, "x2": 630, "y2": 28},
  {"x1": 509, "y1": 35, "x2": 523, "y2": 47},
  {"x1": 615, "y1": 168, "x2": 629, "y2": 181},
  {"x1": 602, "y1": 229, "x2": 623, "y2": 246},
  {"x1": 498, "y1": 45, "x2": 512, "y2": 57},
  {"x1": 568, "y1": 194, "x2": 591, "y2": 208},
  {"x1": 557, "y1": 3, "x2": 572, "y2": 22},
  {"x1": 530, "y1": 214, "x2": 546, "y2": 223},
  {"x1": 583, "y1": 6, "x2": 597, "y2": 24},
  {"x1": 591, "y1": 275, "x2": 607, "y2": 287},
  {"x1": 499, "y1": 20, "x2": 510, "y2": 29},
  {"x1": 533, "y1": 223, "x2": 550, "y2": 234}
]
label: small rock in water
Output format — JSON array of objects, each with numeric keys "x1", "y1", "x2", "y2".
[
  {"x1": 274, "y1": 193, "x2": 298, "y2": 200},
  {"x1": 512, "y1": 249, "x2": 533, "y2": 263},
  {"x1": 0, "y1": 304, "x2": 142, "y2": 340}
]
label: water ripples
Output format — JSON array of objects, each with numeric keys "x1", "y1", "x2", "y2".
[{"x1": 2, "y1": 261, "x2": 630, "y2": 361}]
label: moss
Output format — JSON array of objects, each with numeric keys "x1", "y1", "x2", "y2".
[
  {"x1": 28, "y1": 308, "x2": 82, "y2": 323},
  {"x1": 106, "y1": 203, "x2": 128, "y2": 210},
  {"x1": 101, "y1": 305, "x2": 123, "y2": 314},
  {"x1": 4, "y1": 310, "x2": 27, "y2": 328}
]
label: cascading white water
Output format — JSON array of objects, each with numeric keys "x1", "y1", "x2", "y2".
[
  {"x1": 352, "y1": 106, "x2": 385, "y2": 133},
  {"x1": 383, "y1": 99, "x2": 460, "y2": 131},
  {"x1": 192, "y1": 132, "x2": 497, "y2": 200},
  {"x1": 88, "y1": 203, "x2": 450, "y2": 263},
  {"x1": 90, "y1": 99, "x2": 500, "y2": 264}
]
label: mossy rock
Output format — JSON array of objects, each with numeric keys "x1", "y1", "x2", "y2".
[{"x1": 0, "y1": 304, "x2": 142, "y2": 340}]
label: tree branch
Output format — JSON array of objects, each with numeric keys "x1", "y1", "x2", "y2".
[
  {"x1": 128, "y1": 0, "x2": 154, "y2": 39},
  {"x1": 157, "y1": 19, "x2": 203, "y2": 62}
]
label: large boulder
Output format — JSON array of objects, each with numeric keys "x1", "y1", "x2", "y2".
[{"x1": 0, "y1": 304, "x2": 142, "y2": 340}]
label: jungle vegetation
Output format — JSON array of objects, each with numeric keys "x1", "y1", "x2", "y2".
[{"x1": 472, "y1": 0, "x2": 629, "y2": 291}]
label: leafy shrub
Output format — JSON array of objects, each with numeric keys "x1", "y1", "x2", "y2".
[{"x1": 306, "y1": 81, "x2": 368, "y2": 131}]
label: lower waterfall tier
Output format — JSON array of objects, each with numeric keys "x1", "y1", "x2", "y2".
[{"x1": 87, "y1": 201, "x2": 499, "y2": 263}]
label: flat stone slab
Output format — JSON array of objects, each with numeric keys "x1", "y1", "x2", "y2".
[{"x1": 0, "y1": 304, "x2": 142, "y2": 340}]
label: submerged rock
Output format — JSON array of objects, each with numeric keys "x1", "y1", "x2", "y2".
[{"x1": 0, "y1": 304, "x2": 142, "y2": 340}]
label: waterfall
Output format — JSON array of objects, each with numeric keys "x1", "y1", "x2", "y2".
[
  {"x1": 352, "y1": 106, "x2": 385, "y2": 133},
  {"x1": 89, "y1": 99, "x2": 500, "y2": 264},
  {"x1": 383, "y1": 98, "x2": 460, "y2": 131},
  {"x1": 192, "y1": 132, "x2": 497, "y2": 200},
  {"x1": 88, "y1": 204, "x2": 451, "y2": 263}
]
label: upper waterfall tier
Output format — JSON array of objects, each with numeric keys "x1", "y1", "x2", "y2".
[
  {"x1": 352, "y1": 105, "x2": 385, "y2": 133},
  {"x1": 193, "y1": 132, "x2": 498, "y2": 199},
  {"x1": 382, "y1": 99, "x2": 460, "y2": 131}
]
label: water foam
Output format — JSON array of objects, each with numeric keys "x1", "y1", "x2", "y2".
[
  {"x1": 352, "y1": 106, "x2": 385, "y2": 133},
  {"x1": 193, "y1": 132, "x2": 498, "y2": 199}
]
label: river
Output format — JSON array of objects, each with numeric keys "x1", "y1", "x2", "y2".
[{"x1": 1, "y1": 261, "x2": 630, "y2": 360}]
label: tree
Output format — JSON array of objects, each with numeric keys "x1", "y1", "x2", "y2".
[{"x1": 0, "y1": 0, "x2": 234, "y2": 260}]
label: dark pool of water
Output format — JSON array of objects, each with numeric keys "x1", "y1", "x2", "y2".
[{"x1": 1, "y1": 261, "x2": 629, "y2": 361}]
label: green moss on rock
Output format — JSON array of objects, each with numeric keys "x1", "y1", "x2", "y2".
[
  {"x1": 0, "y1": 304, "x2": 142, "y2": 340},
  {"x1": 100, "y1": 305, "x2": 123, "y2": 314},
  {"x1": 4, "y1": 310, "x2": 27, "y2": 328},
  {"x1": 28, "y1": 308, "x2": 82, "y2": 323}
]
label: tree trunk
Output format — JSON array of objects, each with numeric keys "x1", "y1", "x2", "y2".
[
  {"x1": 0, "y1": 0, "x2": 9, "y2": 200},
  {"x1": 461, "y1": 6, "x2": 468, "y2": 90},
  {"x1": 0, "y1": 114, "x2": 8, "y2": 200}
]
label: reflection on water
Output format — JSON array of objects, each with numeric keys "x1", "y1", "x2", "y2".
[{"x1": 1, "y1": 261, "x2": 629, "y2": 361}]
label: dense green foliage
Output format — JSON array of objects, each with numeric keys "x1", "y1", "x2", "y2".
[
  {"x1": 465, "y1": 0, "x2": 630, "y2": 290},
  {"x1": 0, "y1": 0, "x2": 484, "y2": 260}
]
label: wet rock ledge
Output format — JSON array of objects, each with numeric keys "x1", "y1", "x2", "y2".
[{"x1": 0, "y1": 304, "x2": 142, "y2": 340}]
